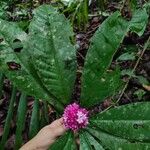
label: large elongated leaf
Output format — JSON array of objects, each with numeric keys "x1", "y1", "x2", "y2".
[
  {"x1": 80, "y1": 130, "x2": 104, "y2": 150},
  {"x1": 0, "y1": 5, "x2": 77, "y2": 112},
  {"x1": 0, "y1": 18, "x2": 65, "y2": 111},
  {"x1": 87, "y1": 127, "x2": 150, "y2": 150},
  {"x1": 81, "y1": 8, "x2": 148, "y2": 107},
  {"x1": 0, "y1": 19, "x2": 49, "y2": 102},
  {"x1": 87, "y1": 102, "x2": 150, "y2": 149},
  {"x1": 90, "y1": 102, "x2": 150, "y2": 141},
  {"x1": 80, "y1": 12, "x2": 128, "y2": 107},
  {"x1": 26, "y1": 5, "x2": 77, "y2": 105},
  {"x1": 49, "y1": 131, "x2": 76, "y2": 150}
]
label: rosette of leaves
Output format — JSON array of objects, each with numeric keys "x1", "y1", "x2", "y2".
[{"x1": 0, "y1": 4, "x2": 149, "y2": 149}]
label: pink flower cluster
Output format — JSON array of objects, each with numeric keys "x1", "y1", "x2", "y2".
[{"x1": 63, "y1": 103, "x2": 89, "y2": 131}]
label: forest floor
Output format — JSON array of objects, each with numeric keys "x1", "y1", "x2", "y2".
[{"x1": 0, "y1": 1, "x2": 150, "y2": 149}]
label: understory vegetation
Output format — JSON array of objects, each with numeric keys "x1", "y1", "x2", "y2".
[{"x1": 0, "y1": 0, "x2": 150, "y2": 149}]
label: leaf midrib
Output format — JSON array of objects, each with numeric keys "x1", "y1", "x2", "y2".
[{"x1": 47, "y1": 14, "x2": 70, "y2": 103}]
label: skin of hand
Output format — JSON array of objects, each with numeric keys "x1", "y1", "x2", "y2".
[{"x1": 20, "y1": 118, "x2": 67, "y2": 150}]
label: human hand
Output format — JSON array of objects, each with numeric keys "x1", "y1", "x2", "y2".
[{"x1": 20, "y1": 118, "x2": 67, "y2": 150}]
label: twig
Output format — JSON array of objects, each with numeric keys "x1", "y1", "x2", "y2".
[
  {"x1": 120, "y1": 0, "x2": 128, "y2": 13},
  {"x1": 115, "y1": 36, "x2": 150, "y2": 104}
]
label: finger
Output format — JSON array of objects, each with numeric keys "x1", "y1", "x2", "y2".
[
  {"x1": 56, "y1": 117, "x2": 64, "y2": 125},
  {"x1": 58, "y1": 117, "x2": 64, "y2": 124},
  {"x1": 48, "y1": 118, "x2": 64, "y2": 128},
  {"x1": 76, "y1": 138, "x2": 80, "y2": 145},
  {"x1": 54, "y1": 126, "x2": 67, "y2": 137}
]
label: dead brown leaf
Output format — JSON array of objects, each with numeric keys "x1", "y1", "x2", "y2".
[{"x1": 142, "y1": 85, "x2": 150, "y2": 91}]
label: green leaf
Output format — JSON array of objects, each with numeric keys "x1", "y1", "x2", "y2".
[
  {"x1": 123, "y1": 44, "x2": 138, "y2": 53},
  {"x1": 136, "y1": 76, "x2": 149, "y2": 85},
  {"x1": 0, "y1": 18, "x2": 50, "y2": 103},
  {"x1": 27, "y1": 5, "x2": 76, "y2": 105},
  {"x1": 49, "y1": 131, "x2": 76, "y2": 150},
  {"x1": 76, "y1": 0, "x2": 88, "y2": 29},
  {"x1": 121, "y1": 69, "x2": 135, "y2": 77},
  {"x1": 87, "y1": 102, "x2": 150, "y2": 149},
  {"x1": 14, "y1": 93, "x2": 27, "y2": 150},
  {"x1": 119, "y1": 143, "x2": 150, "y2": 150},
  {"x1": 82, "y1": 68, "x2": 123, "y2": 107},
  {"x1": 61, "y1": 0, "x2": 76, "y2": 6},
  {"x1": 17, "y1": 20, "x2": 30, "y2": 31},
  {"x1": 129, "y1": 8, "x2": 148, "y2": 36},
  {"x1": 80, "y1": 130, "x2": 104, "y2": 150},
  {"x1": 0, "y1": 5, "x2": 77, "y2": 112},
  {"x1": 0, "y1": 1, "x2": 8, "y2": 20},
  {"x1": 134, "y1": 89, "x2": 146, "y2": 100},
  {"x1": 90, "y1": 102, "x2": 150, "y2": 142},
  {"x1": 81, "y1": 12, "x2": 128, "y2": 107},
  {"x1": 144, "y1": 1, "x2": 150, "y2": 14},
  {"x1": 81, "y1": 8, "x2": 148, "y2": 107},
  {"x1": 80, "y1": 131, "x2": 92, "y2": 150},
  {"x1": 117, "y1": 52, "x2": 136, "y2": 61},
  {"x1": 130, "y1": 0, "x2": 138, "y2": 11},
  {"x1": 87, "y1": 126, "x2": 150, "y2": 150},
  {"x1": 29, "y1": 99, "x2": 40, "y2": 139},
  {"x1": 0, "y1": 87, "x2": 17, "y2": 149}
]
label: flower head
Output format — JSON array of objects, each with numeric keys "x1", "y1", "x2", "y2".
[{"x1": 63, "y1": 103, "x2": 89, "y2": 131}]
